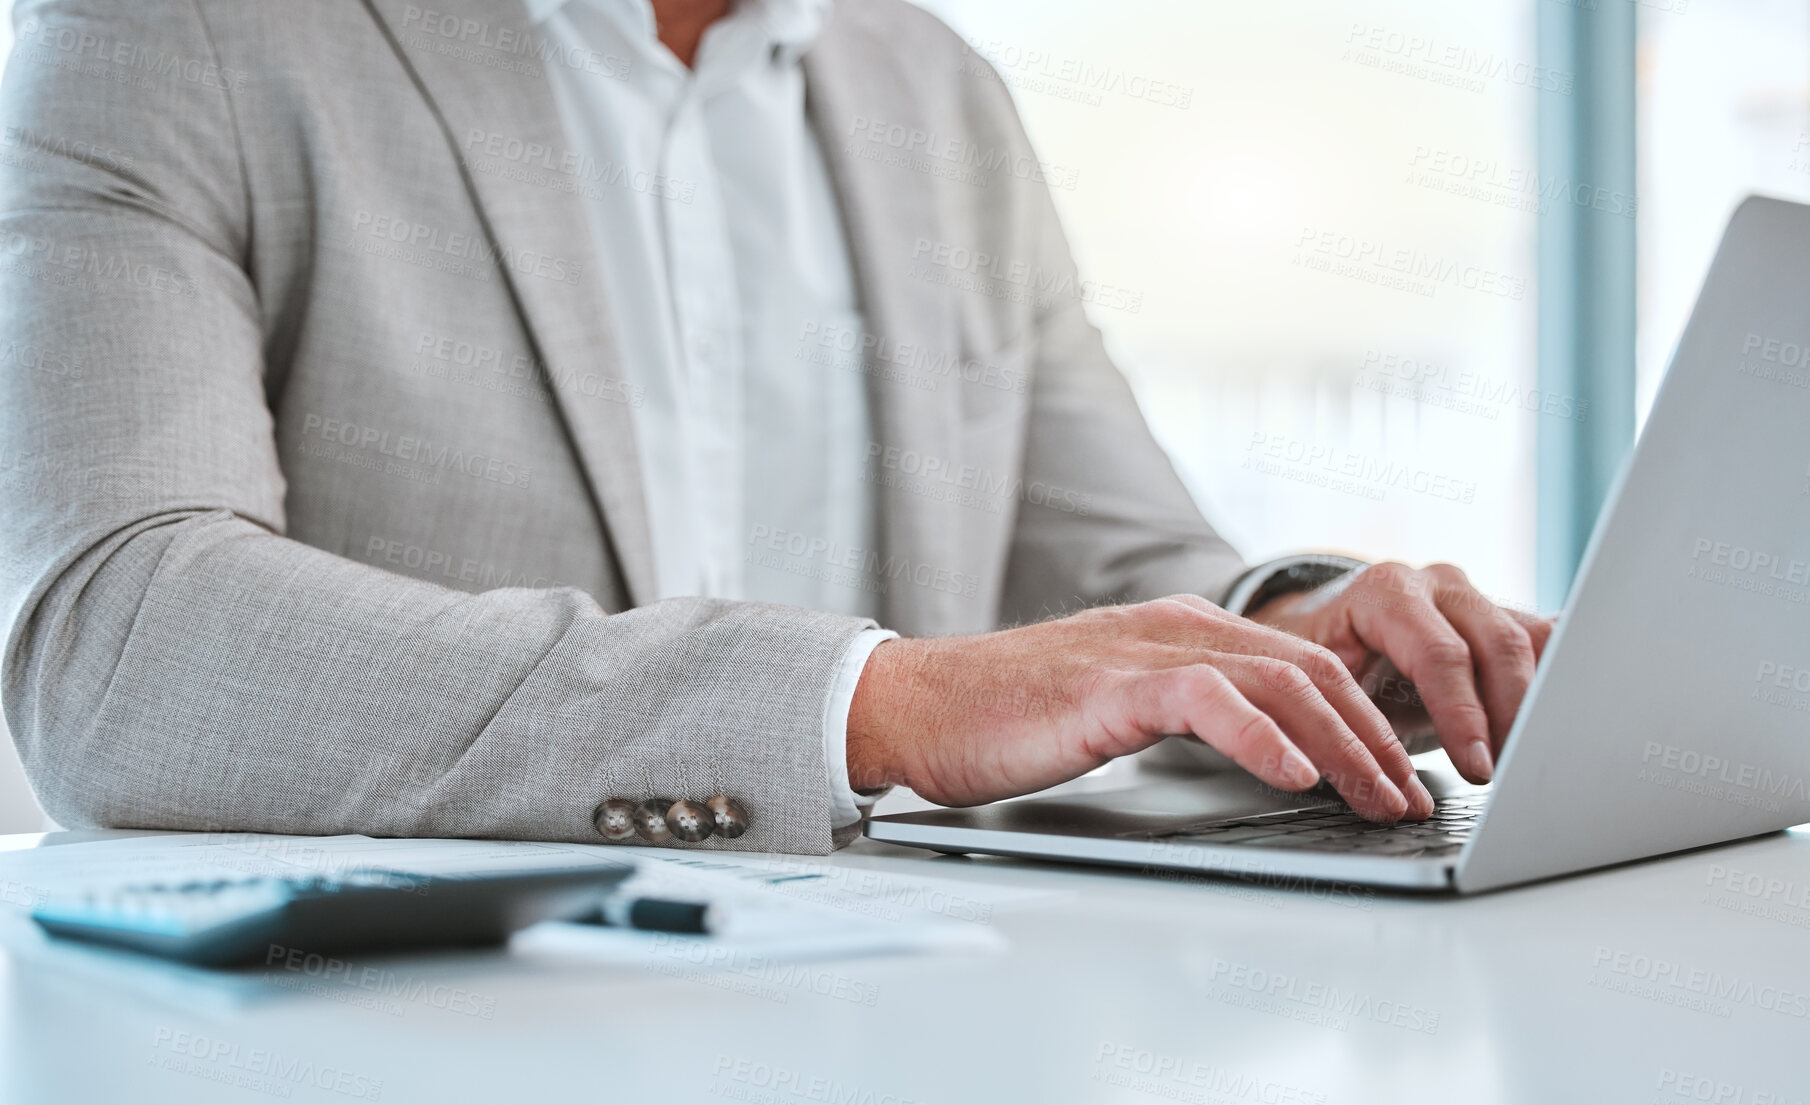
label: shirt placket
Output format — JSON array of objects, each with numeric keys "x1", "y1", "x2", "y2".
[{"x1": 660, "y1": 83, "x2": 745, "y2": 600}]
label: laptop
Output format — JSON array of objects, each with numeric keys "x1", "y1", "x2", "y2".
[{"x1": 866, "y1": 195, "x2": 1810, "y2": 893}]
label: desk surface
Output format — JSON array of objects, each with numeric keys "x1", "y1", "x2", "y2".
[{"x1": 3, "y1": 820, "x2": 1807, "y2": 1105}]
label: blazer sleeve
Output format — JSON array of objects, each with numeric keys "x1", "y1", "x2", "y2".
[
  {"x1": 991, "y1": 114, "x2": 1249, "y2": 623},
  {"x1": 0, "y1": 0, "x2": 870, "y2": 854}
]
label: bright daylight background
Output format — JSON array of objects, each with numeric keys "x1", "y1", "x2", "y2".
[{"x1": 0, "y1": 1, "x2": 1807, "y2": 831}]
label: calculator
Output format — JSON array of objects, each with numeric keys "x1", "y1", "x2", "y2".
[{"x1": 31, "y1": 862, "x2": 632, "y2": 967}]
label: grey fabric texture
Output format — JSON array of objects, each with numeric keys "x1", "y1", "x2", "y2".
[{"x1": 0, "y1": 0, "x2": 1246, "y2": 854}]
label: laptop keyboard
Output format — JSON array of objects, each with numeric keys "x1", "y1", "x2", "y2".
[{"x1": 1150, "y1": 794, "x2": 1487, "y2": 858}]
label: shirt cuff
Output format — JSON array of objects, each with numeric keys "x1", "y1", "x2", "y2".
[{"x1": 824, "y1": 627, "x2": 899, "y2": 829}]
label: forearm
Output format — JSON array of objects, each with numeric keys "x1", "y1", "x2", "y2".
[{"x1": 5, "y1": 509, "x2": 876, "y2": 853}]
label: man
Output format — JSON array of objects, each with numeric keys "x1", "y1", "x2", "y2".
[{"x1": 0, "y1": 0, "x2": 1548, "y2": 854}]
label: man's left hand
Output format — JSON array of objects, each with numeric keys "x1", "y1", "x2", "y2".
[{"x1": 1246, "y1": 562, "x2": 1555, "y2": 784}]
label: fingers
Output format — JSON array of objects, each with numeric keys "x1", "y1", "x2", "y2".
[
  {"x1": 1144, "y1": 594, "x2": 1429, "y2": 820},
  {"x1": 1216, "y1": 654, "x2": 1417, "y2": 821},
  {"x1": 1506, "y1": 608, "x2": 1556, "y2": 662},
  {"x1": 1343, "y1": 565, "x2": 1496, "y2": 784},
  {"x1": 1125, "y1": 665, "x2": 1321, "y2": 795},
  {"x1": 1278, "y1": 644, "x2": 1431, "y2": 818},
  {"x1": 1226, "y1": 622, "x2": 1429, "y2": 819},
  {"x1": 1428, "y1": 565, "x2": 1537, "y2": 757}
]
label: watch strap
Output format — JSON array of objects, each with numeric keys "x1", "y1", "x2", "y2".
[{"x1": 1221, "y1": 554, "x2": 1368, "y2": 616}]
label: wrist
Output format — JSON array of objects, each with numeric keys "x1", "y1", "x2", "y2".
[{"x1": 846, "y1": 636, "x2": 928, "y2": 793}]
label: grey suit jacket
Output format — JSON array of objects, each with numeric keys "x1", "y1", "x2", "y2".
[{"x1": 0, "y1": 0, "x2": 1245, "y2": 853}]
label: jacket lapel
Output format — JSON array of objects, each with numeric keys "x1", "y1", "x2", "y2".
[
  {"x1": 362, "y1": 0, "x2": 657, "y2": 607},
  {"x1": 361, "y1": 0, "x2": 966, "y2": 628},
  {"x1": 804, "y1": 17, "x2": 966, "y2": 636}
]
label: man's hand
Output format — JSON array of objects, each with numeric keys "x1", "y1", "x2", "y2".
[
  {"x1": 1245, "y1": 562, "x2": 1554, "y2": 785},
  {"x1": 846, "y1": 595, "x2": 1435, "y2": 823}
]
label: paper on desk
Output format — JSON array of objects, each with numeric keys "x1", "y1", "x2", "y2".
[
  {"x1": 0, "y1": 832, "x2": 1002, "y2": 1000},
  {"x1": 511, "y1": 848, "x2": 1008, "y2": 967},
  {"x1": 618, "y1": 849, "x2": 1060, "y2": 925}
]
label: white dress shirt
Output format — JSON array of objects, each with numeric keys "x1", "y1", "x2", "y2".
[{"x1": 525, "y1": 0, "x2": 891, "y2": 827}]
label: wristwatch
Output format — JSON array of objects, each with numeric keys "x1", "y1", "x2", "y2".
[{"x1": 1222, "y1": 554, "x2": 1368, "y2": 617}]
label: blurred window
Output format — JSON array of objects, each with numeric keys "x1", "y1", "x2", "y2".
[{"x1": 913, "y1": 0, "x2": 1551, "y2": 604}]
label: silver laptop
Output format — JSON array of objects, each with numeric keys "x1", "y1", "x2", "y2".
[{"x1": 867, "y1": 195, "x2": 1810, "y2": 893}]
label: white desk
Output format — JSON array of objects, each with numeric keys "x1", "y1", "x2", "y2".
[{"x1": 3, "y1": 821, "x2": 1807, "y2": 1105}]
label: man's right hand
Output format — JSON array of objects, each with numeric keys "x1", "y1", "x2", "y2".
[{"x1": 846, "y1": 596, "x2": 1434, "y2": 822}]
